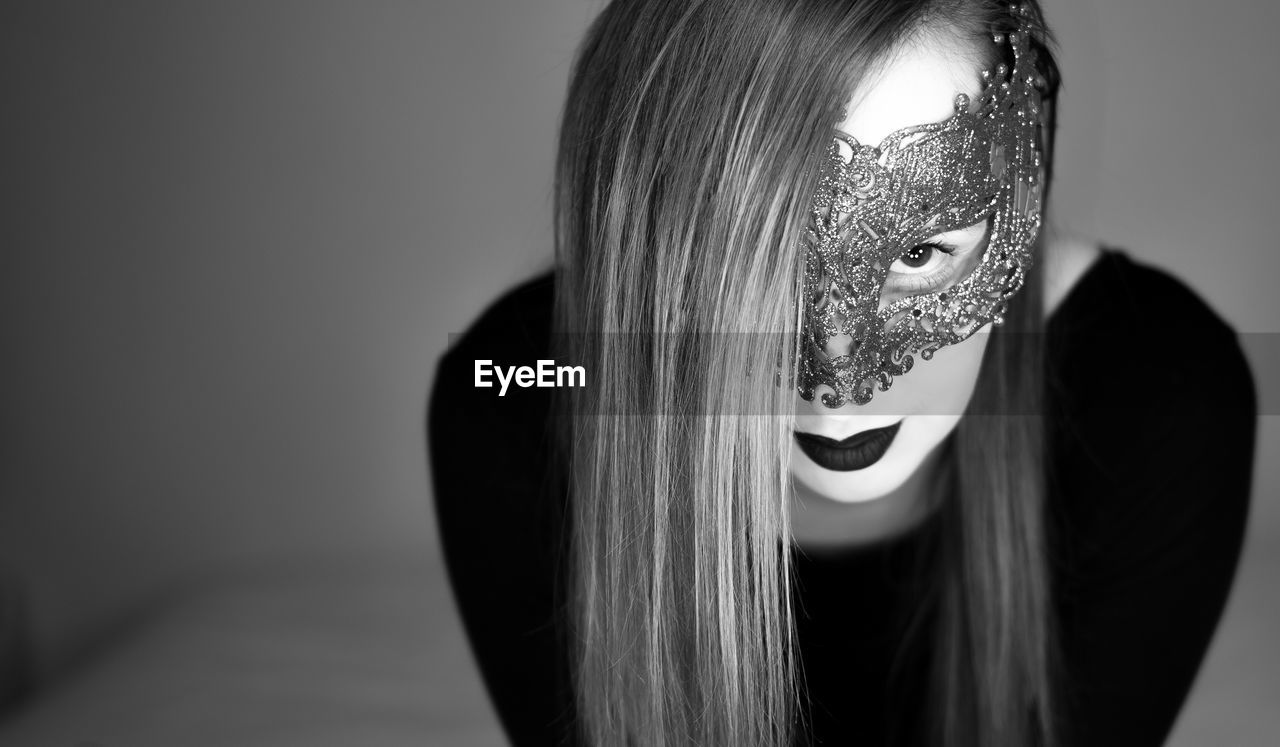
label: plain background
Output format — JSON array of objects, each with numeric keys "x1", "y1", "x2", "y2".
[{"x1": 2, "y1": 0, "x2": 1277, "y2": 743}]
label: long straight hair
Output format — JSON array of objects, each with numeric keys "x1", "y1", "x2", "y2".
[{"x1": 551, "y1": 1, "x2": 1062, "y2": 744}]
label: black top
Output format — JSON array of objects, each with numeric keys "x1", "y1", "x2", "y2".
[{"x1": 428, "y1": 248, "x2": 1257, "y2": 746}]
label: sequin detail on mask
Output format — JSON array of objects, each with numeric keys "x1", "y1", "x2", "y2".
[{"x1": 797, "y1": 9, "x2": 1049, "y2": 408}]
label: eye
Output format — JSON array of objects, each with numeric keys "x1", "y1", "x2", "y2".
[
  {"x1": 891, "y1": 242, "x2": 955, "y2": 274},
  {"x1": 878, "y1": 217, "x2": 992, "y2": 306}
]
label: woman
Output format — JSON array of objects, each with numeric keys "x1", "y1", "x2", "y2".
[{"x1": 429, "y1": 0, "x2": 1257, "y2": 745}]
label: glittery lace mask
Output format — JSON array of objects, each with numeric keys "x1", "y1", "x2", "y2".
[{"x1": 797, "y1": 14, "x2": 1050, "y2": 407}]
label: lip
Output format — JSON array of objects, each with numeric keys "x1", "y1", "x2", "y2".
[{"x1": 794, "y1": 420, "x2": 903, "y2": 472}]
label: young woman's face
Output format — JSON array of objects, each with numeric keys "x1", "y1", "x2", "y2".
[{"x1": 791, "y1": 33, "x2": 992, "y2": 504}]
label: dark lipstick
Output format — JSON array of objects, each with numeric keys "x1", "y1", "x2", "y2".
[{"x1": 794, "y1": 420, "x2": 902, "y2": 472}]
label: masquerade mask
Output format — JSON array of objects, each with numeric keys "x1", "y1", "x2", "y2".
[{"x1": 797, "y1": 5, "x2": 1050, "y2": 407}]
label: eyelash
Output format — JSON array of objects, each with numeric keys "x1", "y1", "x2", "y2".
[{"x1": 890, "y1": 242, "x2": 959, "y2": 294}]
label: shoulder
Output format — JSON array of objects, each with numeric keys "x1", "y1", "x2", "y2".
[
  {"x1": 438, "y1": 269, "x2": 556, "y2": 372},
  {"x1": 427, "y1": 267, "x2": 563, "y2": 555},
  {"x1": 428, "y1": 267, "x2": 560, "y2": 489},
  {"x1": 430, "y1": 269, "x2": 558, "y2": 428},
  {"x1": 1037, "y1": 233, "x2": 1252, "y2": 418},
  {"x1": 1046, "y1": 245, "x2": 1254, "y2": 418}
]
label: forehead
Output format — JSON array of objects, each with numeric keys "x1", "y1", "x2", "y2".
[{"x1": 836, "y1": 33, "x2": 985, "y2": 147}]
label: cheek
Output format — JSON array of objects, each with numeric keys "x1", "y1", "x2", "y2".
[{"x1": 894, "y1": 324, "x2": 991, "y2": 416}]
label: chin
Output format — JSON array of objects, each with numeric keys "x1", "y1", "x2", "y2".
[{"x1": 790, "y1": 415, "x2": 960, "y2": 504}]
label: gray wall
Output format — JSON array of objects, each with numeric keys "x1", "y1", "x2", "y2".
[{"x1": 2, "y1": 0, "x2": 1276, "y2": 716}]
